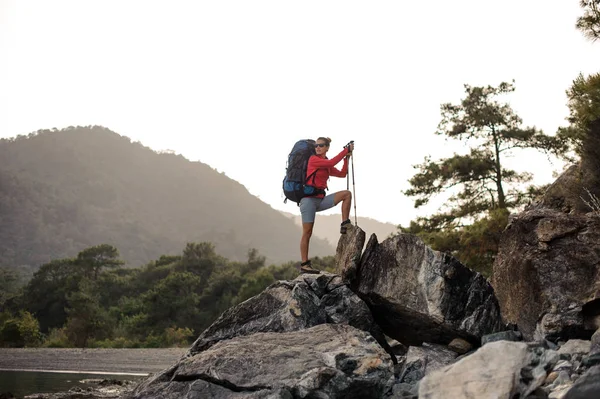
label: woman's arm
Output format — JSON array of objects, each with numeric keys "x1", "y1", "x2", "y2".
[
  {"x1": 329, "y1": 157, "x2": 348, "y2": 177},
  {"x1": 308, "y1": 148, "x2": 349, "y2": 168}
]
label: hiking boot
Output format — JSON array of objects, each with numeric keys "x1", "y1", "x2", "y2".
[
  {"x1": 340, "y1": 219, "x2": 352, "y2": 234},
  {"x1": 300, "y1": 260, "x2": 321, "y2": 274}
]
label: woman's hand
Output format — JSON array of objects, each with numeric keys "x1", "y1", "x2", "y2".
[{"x1": 346, "y1": 142, "x2": 354, "y2": 155}]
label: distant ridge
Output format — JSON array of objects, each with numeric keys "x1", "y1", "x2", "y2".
[{"x1": 0, "y1": 126, "x2": 334, "y2": 270}]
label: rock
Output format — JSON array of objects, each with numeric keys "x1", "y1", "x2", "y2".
[
  {"x1": 533, "y1": 164, "x2": 587, "y2": 214},
  {"x1": 418, "y1": 341, "x2": 531, "y2": 398},
  {"x1": 335, "y1": 224, "x2": 366, "y2": 285},
  {"x1": 386, "y1": 337, "x2": 408, "y2": 357},
  {"x1": 355, "y1": 233, "x2": 504, "y2": 346},
  {"x1": 550, "y1": 384, "x2": 574, "y2": 399},
  {"x1": 23, "y1": 379, "x2": 136, "y2": 398},
  {"x1": 558, "y1": 340, "x2": 592, "y2": 356},
  {"x1": 130, "y1": 324, "x2": 393, "y2": 399},
  {"x1": 447, "y1": 338, "x2": 473, "y2": 354},
  {"x1": 553, "y1": 360, "x2": 573, "y2": 373},
  {"x1": 188, "y1": 273, "x2": 393, "y2": 361},
  {"x1": 546, "y1": 371, "x2": 559, "y2": 384},
  {"x1": 563, "y1": 365, "x2": 600, "y2": 399},
  {"x1": 387, "y1": 382, "x2": 418, "y2": 399},
  {"x1": 492, "y1": 208, "x2": 600, "y2": 342},
  {"x1": 482, "y1": 330, "x2": 523, "y2": 345},
  {"x1": 399, "y1": 343, "x2": 457, "y2": 384},
  {"x1": 590, "y1": 328, "x2": 600, "y2": 355}
]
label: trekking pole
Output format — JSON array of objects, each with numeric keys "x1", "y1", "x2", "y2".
[
  {"x1": 346, "y1": 161, "x2": 350, "y2": 191},
  {"x1": 351, "y1": 151, "x2": 358, "y2": 226}
]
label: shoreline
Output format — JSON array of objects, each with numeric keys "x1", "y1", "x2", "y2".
[
  {"x1": 0, "y1": 348, "x2": 188, "y2": 375},
  {"x1": 0, "y1": 368, "x2": 148, "y2": 376}
]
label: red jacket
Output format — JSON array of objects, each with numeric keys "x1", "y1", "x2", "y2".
[{"x1": 305, "y1": 148, "x2": 349, "y2": 198}]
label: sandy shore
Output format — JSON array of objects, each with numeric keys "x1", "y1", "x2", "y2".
[{"x1": 0, "y1": 348, "x2": 188, "y2": 375}]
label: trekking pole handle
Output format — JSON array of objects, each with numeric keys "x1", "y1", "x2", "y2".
[{"x1": 344, "y1": 140, "x2": 354, "y2": 154}]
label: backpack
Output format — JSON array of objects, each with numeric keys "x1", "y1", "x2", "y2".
[{"x1": 282, "y1": 139, "x2": 326, "y2": 204}]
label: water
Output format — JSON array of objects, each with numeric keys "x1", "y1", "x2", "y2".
[{"x1": 0, "y1": 370, "x2": 145, "y2": 398}]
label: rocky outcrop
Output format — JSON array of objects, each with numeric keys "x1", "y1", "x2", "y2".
[
  {"x1": 353, "y1": 233, "x2": 504, "y2": 346},
  {"x1": 125, "y1": 204, "x2": 600, "y2": 399},
  {"x1": 335, "y1": 224, "x2": 366, "y2": 285},
  {"x1": 492, "y1": 208, "x2": 600, "y2": 342},
  {"x1": 187, "y1": 272, "x2": 392, "y2": 359},
  {"x1": 130, "y1": 324, "x2": 393, "y2": 399},
  {"x1": 418, "y1": 335, "x2": 600, "y2": 398}
]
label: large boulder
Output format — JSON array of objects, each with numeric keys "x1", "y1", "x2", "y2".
[
  {"x1": 187, "y1": 273, "x2": 392, "y2": 359},
  {"x1": 418, "y1": 341, "x2": 533, "y2": 398},
  {"x1": 353, "y1": 233, "x2": 504, "y2": 346},
  {"x1": 130, "y1": 324, "x2": 393, "y2": 399},
  {"x1": 492, "y1": 208, "x2": 600, "y2": 341}
]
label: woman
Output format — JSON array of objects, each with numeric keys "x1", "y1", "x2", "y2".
[{"x1": 299, "y1": 137, "x2": 354, "y2": 274}]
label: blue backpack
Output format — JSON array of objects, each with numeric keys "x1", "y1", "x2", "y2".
[{"x1": 282, "y1": 139, "x2": 326, "y2": 204}]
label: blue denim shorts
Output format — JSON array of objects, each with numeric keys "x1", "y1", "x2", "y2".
[{"x1": 300, "y1": 194, "x2": 336, "y2": 223}]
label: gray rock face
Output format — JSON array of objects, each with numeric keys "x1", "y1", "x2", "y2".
[
  {"x1": 355, "y1": 233, "x2": 504, "y2": 346},
  {"x1": 481, "y1": 330, "x2": 523, "y2": 346},
  {"x1": 188, "y1": 273, "x2": 391, "y2": 358},
  {"x1": 564, "y1": 365, "x2": 600, "y2": 399},
  {"x1": 419, "y1": 341, "x2": 532, "y2": 399},
  {"x1": 335, "y1": 224, "x2": 366, "y2": 285},
  {"x1": 130, "y1": 324, "x2": 393, "y2": 399},
  {"x1": 591, "y1": 328, "x2": 600, "y2": 355},
  {"x1": 492, "y1": 208, "x2": 600, "y2": 342},
  {"x1": 399, "y1": 343, "x2": 458, "y2": 384}
]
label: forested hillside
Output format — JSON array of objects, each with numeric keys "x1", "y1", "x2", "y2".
[{"x1": 0, "y1": 126, "x2": 334, "y2": 271}]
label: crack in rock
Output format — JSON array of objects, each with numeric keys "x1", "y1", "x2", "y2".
[{"x1": 173, "y1": 372, "x2": 272, "y2": 393}]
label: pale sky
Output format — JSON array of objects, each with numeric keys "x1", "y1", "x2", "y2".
[{"x1": 1, "y1": 1, "x2": 598, "y2": 226}]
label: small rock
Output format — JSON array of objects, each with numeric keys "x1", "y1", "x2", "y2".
[
  {"x1": 545, "y1": 372, "x2": 559, "y2": 385},
  {"x1": 448, "y1": 338, "x2": 473, "y2": 354},
  {"x1": 553, "y1": 360, "x2": 573, "y2": 373},
  {"x1": 590, "y1": 328, "x2": 600, "y2": 355},
  {"x1": 549, "y1": 383, "x2": 573, "y2": 399},
  {"x1": 481, "y1": 330, "x2": 523, "y2": 345},
  {"x1": 583, "y1": 352, "x2": 600, "y2": 367},
  {"x1": 552, "y1": 371, "x2": 572, "y2": 388},
  {"x1": 558, "y1": 340, "x2": 591, "y2": 356}
]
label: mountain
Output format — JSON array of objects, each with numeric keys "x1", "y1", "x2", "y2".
[
  {"x1": 0, "y1": 126, "x2": 334, "y2": 269},
  {"x1": 280, "y1": 211, "x2": 398, "y2": 247}
]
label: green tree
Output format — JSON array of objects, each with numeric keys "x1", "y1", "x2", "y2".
[
  {"x1": 0, "y1": 311, "x2": 42, "y2": 347},
  {"x1": 405, "y1": 81, "x2": 565, "y2": 227},
  {"x1": 75, "y1": 244, "x2": 124, "y2": 280},
  {"x1": 235, "y1": 268, "x2": 275, "y2": 304},
  {"x1": 23, "y1": 259, "x2": 79, "y2": 333},
  {"x1": 141, "y1": 272, "x2": 202, "y2": 334},
  {"x1": 402, "y1": 82, "x2": 565, "y2": 274},
  {"x1": 577, "y1": 0, "x2": 600, "y2": 41},
  {"x1": 64, "y1": 279, "x2": 109, "y2": 347},
  {"x1": 558, "y1": 73, "x2": 600, "y2": 205},
  {"x1": 0, "y1": 267, "x2": 19, "y2": 307}
]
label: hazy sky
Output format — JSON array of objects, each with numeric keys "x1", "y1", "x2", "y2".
[{"x1": 1, "y1": 1, "x2": 598, "y2": 226}]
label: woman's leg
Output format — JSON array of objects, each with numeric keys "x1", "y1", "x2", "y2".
[
  {"x1": 333, "y1": 190, "x2": 352, "y2": 222},
  {"x1": 300, "y1": 222, "x2": 314, "y2": 263},
  {"x1": 299, "y1": 198, "x2": 318, "y2": 262}
]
